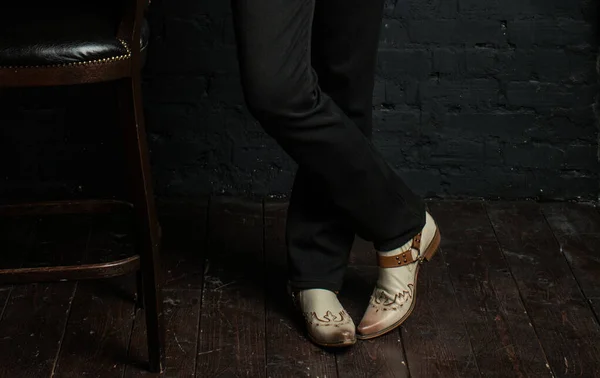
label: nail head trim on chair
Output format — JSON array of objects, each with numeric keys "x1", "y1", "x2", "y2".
[{"x1": 0, "y1": 39, "x2": 132, "y2": 69}]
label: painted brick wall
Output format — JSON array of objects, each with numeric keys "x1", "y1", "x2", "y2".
[
  {"x1": 142, "y1": 0, "x2": 599, "y2": 200},
  {"x1": 1, "y1": 0, "x2": 598, "y2": 200}
]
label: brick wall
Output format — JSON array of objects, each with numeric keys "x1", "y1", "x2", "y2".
[
  {"x1": 142, "y1": 0, "x2": 599, "y2": 200},
  {"x1": 1, "y1": 0, "x2": 598, "y2": 200}
]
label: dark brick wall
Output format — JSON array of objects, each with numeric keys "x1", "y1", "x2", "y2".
[
  {"x1": 142, "y1": 0, "x2": 599, "y2": 200},
  {"x1": 1, "y1": 0, "x2": 598, "y2": 201}
]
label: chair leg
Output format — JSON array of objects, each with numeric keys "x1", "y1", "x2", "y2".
[
  {"x1": 135, "y1": 270, "x2": 144, "y2": 309},
  {"x1": 117, "y1": 76, "x2": 165, "y2": 373}
]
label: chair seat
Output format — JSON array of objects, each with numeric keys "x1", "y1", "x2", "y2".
[{"x1": 0, "y1": 5, "x2": 149, "y2": 68}]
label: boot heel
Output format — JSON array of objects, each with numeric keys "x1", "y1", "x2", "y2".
[{"x1": 422, "y1": 228, "x2": 441, "y2": 262}]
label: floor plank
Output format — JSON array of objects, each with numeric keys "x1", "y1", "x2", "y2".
[
  {"x1": 426, "y1": 201, "x2": 497, "y2": 246},
  {"x1": 429, "y1": 202, "x2": 551, "y2": 378},
  {"x1": 196, "y1": 197, "x2": 266, "y2": 377},
  {"x1": 53, "y1": 215, "x2": 137, "y2": 378},
  {"x1": 263, "y1": 201, "x2": 338, "y2": 378},
  {"x1": 2, "y1": 200, "x2": 599, "y2": 377},
  {"x1": 400, "y1": 211, "x2": 480, "y2": 378},
  {"x1": 124, "y1": 205, "x2": 206, "y2": 377},
  {"x1": 487, "y1": 202, "x2": 600, "y2": 377},
  {"x1": 159, "y1": 199, "x2": 208, "y2": 290},
  {"x1": 125, "y1": 289, "x2": 202, "y2": 378},
  {"x1": 54, "y1": 278, "x2": 136, "y2": 378},
  {"x1": 541, "y1": 203, "x2": 600, "y2": 318},
  {"x1": 0, "y1": 217, "x2": 38, "y2": 320},
  {"x1": 337, "y1": 266, "x2": 410, "y2": 378},
  {"x1": 0, "y1": 285, "x2": 8, "y2": 322},
  {"x1": 0, "y1": 215, "x2": 91, "y2": 378}
]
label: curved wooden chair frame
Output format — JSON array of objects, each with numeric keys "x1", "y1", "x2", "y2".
[{"x1": 0, "y1": 0, "x2": 165, "y2": 372}]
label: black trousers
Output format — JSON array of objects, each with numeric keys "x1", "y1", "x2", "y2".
[{"x1": 231, "y1": 0, "x2": 426, "y2": 292}]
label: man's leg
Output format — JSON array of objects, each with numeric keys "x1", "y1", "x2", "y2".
[
  {"x1": 286, "y1": 0, "x2": 387, "y2": 292},
  {"x1": 231, "y1": 0, "x2": 426, "y2": 254}
]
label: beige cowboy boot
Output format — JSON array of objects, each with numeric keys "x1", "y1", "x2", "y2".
[
  {"x1": 291, "y1": 289, "x2": 356, "y2": 347},
  {"x1": 357, "y1": 212, "x2": 441, "y2": 339}
]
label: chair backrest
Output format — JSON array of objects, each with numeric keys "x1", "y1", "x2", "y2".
[
  {"x1": 117, "y1": 0, "x2": 149, "y2": 63},
  {"x1": 0, "y1": 0, "x2": 150, "y2": 87}
]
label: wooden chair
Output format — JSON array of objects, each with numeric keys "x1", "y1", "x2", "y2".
[{"x1": 0, "y1": 1, "x2": 165, "y2": 372}]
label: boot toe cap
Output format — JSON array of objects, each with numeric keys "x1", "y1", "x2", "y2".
[
  {"x1": 311, "y1": 325, "x2": 356, "y2": 346},
  {"x1": 357, "y1": 306, "x2": 406, "y2": 337}
]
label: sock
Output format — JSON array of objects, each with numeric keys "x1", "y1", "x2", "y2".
[{"x1": 377, "y1": 239, "x2": 413, "y2": 257}]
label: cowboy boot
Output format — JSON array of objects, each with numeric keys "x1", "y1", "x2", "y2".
[
  {"x1": 291, "y1": 288, "x2": 356, "y2": 347},
  {"x1": 357, "y1": 212, "x2": 441, "y2": 339}
]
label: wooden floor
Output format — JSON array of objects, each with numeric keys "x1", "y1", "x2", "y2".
[{"x1": 0, "y1": 199, "x2": 599, "y2": 378}]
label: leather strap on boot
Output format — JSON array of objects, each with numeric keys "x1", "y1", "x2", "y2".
[{"x1": 377, "y1": 233, "x2": 422, "y2": 268}]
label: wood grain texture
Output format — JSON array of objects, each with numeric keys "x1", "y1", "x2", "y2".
[
  {"x1": 0, "y1": 217, "x2": 38, "y2": 320},
  {"x1": 124, "y1": 289, "x2": 201, "y2": 377},
  {"x1": 0, "y1": 286, "x2": 9, "y2": 323},
  {"x1": 54, "y1": 278, "x2": 136, "y2": 378},
  {"x1": 2, "y1": 200, "x2": 598, "y2": 377},
  {"x1": 427, "y1": 201, "x2": 497, "y2": 245},
  {"x1": 487, "y1": 202, "x2": 600, "y2": 377},
  {"x1": 541, "y1": 203, "x2": 600, "y2": 318},
  {"x1": 0, "y1": 215, "x2": 91, "y2": 378},
  {"x1": 429, "y1": 202, "x2": 550, "y2": 378},
  {"x1": 264, "y1": 201, "x2": 338, "y2": 378},
  {"x1": 196, "y1": 197, "x2": 266, "y2": 377},
  {"x1": 158, "y1": 198, "x2": 208, "y2": 290},
  {"x1": 338, "y1": 266, "x2": 409, "y2": 378},
  {"x1": 0, "y1": 283, "x2": 78, "y2": 378},
  {"x1": 0, "y1": 59, "x2": 131, "y2": 88},
  {"x1": 124, "y1": 206, "x2": 205, "y2": 377},
  {"x1": 400, "y1": 213, "x2": 480, "y2": 378},
  {"x1": 52, "y1": 215, "x2": 137, "y2": 378}
]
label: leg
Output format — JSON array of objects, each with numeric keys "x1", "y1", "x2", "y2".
[
  {"x1": 117, "y1": 76, "x2": 165, "y2": 372},
  {"x1": 231, "y1": 0, "x2": 426, "y2": 348},
  {"x1": 231, "y1": 0, "x2": 425, "y2": 253},
  {"x1": 286, "y1": 0, "x2": 387, "y2": 292},
  {"x1": 286, "y1": 171, "x2": 354, "y2": 292}
]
